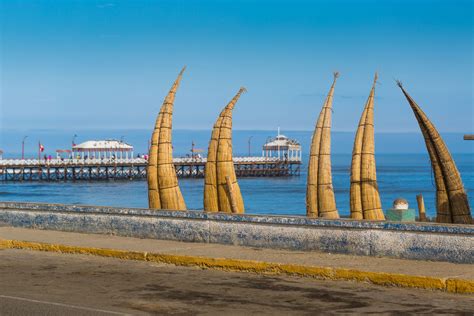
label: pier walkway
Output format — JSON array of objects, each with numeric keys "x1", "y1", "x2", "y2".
[{"x1": 0, "y1": 156, "x2": 301, "y2": 181}]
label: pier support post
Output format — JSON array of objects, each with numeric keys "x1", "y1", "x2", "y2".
[{"x1": 416, "y1": 194, "x2": 427, "y2": 222}]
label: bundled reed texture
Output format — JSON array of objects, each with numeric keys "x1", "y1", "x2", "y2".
[
  {"x1": 204, "y1": 88, "x2": 246, "y2": 213},
  {"x1": 397, "y1": 82, "x2": 471, "y2": 224},
  {"x1": 306, "y1": 73, "x2": 339, "y2": 219},
  {"x1": 147, "y1": 67, "x2": 187, "y2": 211},
  {"x1": 349, "y1": 73, "x2": 385, "y2": 220},
  {"x1": 147, "y1": 110, "x2": 163, "y2": 209}
]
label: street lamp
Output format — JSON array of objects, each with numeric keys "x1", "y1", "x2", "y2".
[
  {"x1": 248, "y1": 136, "x2": 253, "y2": 157},
  {"x1": 72, "y1": 134, "x2": 78, "y2": 147},
  {"x1": 21, "y1": 136, "x2": 28, "y2": 160}
]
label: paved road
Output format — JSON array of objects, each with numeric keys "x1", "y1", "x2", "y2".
[{"x1": 0, "y1": 249, "x2": 472, "y2": 315}]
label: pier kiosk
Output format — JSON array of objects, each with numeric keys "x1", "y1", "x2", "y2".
[
  {"x1": 72, "y1": 140, "x2": 134, "y2": 160},
  {"x1": 262, "y1": 132, "x2": 302, "y2": 161}
]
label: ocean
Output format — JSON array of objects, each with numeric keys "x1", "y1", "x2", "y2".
[{"x1": 0, "y1": 129, "x2": 473, "y2": 218}]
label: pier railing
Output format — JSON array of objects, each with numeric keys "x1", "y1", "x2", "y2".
[
  {"x1": 0, "y1": 158, "x2": 146, "y2": 166},
  {"x1": 0, "y1": 156, "x2": 301, "y2": 166}
]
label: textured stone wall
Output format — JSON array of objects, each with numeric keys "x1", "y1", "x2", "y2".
[{"x1": 0, "y1": 202, "x2": 472, "y2": 263}]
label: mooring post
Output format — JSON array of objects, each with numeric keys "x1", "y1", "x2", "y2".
[
  {"x1": 416, "y1": 194, "x2": 427, "y2": 222},
  {"x1": 225, "y1": 175, "x2": 239, "y2": 214}
]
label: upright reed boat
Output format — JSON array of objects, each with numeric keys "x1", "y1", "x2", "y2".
[
  {"x1": 397, "y1": 81, "x2": 471, "y2": 224},
  {"x1": 147, "y1": 67, "x2": 187, "y2": 211},
  {"x1": 306, "y1": 73, "x2": 339, "y2": 219},
  {"x1": 204, "y1": 88, "x2": 246, "y2": 213},
  {"x1": 349, "y1": 73, "x2": 385, "y2": 220}
]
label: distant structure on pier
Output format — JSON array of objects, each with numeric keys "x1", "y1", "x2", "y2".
[
  {"x1": 55, "y1": 149, "x2": 72, "y2": 159},
  {"x1": 262, "y1": 129, "x2": 302, "y2": 161},
  {"x1": 72, "y1": 140, "x2": 134, "y2": 160}
]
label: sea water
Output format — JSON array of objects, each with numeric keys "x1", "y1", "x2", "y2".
[{"x1": 0, "y1": 129, "x2": 472, "y2": 218}]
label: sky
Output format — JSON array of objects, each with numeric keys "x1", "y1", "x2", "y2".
[{"x1": 1, "y1": 0, "x2": 473, "y2": 133}]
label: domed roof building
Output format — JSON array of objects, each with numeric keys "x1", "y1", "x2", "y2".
[
  {"x1": 262, "y1": 129, "x2": 301, "y2": 161},
  {"x1": 72, "y1": 140, "x2": 134, "y2": 159},
  {"x1": 392, "y1": 198, "x2": 409, "y2": 210}
]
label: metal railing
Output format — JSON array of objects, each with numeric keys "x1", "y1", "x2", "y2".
[{"x1": 0, "y1": 156, "x2": 301, "y2": 167}]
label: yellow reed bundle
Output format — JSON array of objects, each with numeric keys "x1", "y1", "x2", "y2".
[
  {"x1": 147, "y1": 111, "x2": 163, "y2": 209},
  {"x1": 203, "y1": 106, "x2": 225, "y2": 212},
  {"x1": 418, "y1": 120, "x2": 451, "y2": 223},
  {"x1": 397, "y1": 82, "x2": 471, "y2": 224},
  {"x1": 350, "y1": 73, "x2": 384, "y2": 220},
  {"x1": 225, "y1": 175, "x2": 239, "y2": 214},
  {"x1": 147, "y1": 67, "x2": 187, "y2": 211},
  {"x1": 204, "y1": 88, "x2": 246, "y2": 213},
  {"x1": 349, "y1": 105, "x2": 366, "y2": 219},
  {"x1": 306, "y1": 73, "x2": 339, "y2": 219}
]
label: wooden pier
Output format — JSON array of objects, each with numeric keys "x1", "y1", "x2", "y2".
[{"x1": 0, "y1": 157, "x2": 301, "y2": 181}]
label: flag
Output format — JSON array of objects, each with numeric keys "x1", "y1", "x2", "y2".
[{"x1": 39, "y1": 143, "x2": 44, "y2": 152}]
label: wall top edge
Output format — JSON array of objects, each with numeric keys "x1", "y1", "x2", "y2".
[{"x1": 0, "y1": 201, "x2": 472, "y2": 235}]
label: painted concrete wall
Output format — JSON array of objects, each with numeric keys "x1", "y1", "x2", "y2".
[{"x1": 0, "y1": 202, "x2": 472, "y2": 263}]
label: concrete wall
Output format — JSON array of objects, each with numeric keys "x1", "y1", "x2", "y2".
[{"x1": 0, "y1": 202, "x2": 472, "y2": 263}]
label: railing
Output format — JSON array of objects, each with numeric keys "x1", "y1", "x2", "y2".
[
  {"x1": 0, "y1": 158, "x2": 147, "y2": 166},
  {"x1": 174, "y1": 156, "x2": 301, "y2": 164},
  {"x1": 0, "y1": 156, "x2": 302, "y2": 167}
]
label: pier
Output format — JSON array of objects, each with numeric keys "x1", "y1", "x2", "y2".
[
  {"x1": 0, "y1": 132, "x2": 302, "y2": 181},
  {"x1": 0, "y1": 156, "x2": 301, "y2": 181}
]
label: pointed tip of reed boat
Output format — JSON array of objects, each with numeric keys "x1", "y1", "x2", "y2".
[{"x1": 395, "y1": 79, "x2": 403, "y2": 89}]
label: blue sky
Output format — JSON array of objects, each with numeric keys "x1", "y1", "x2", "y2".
[{"x1": 1, "y1": 0, "x2": 472, "y2": 132}]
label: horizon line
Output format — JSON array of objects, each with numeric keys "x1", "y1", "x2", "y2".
[{"x1": 1, "y1": 128, "x2": 472, "y2": 134}]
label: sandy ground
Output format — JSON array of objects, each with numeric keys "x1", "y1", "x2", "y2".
[{"x1": 0, "y1": 249, "x2": 472, "y2": 315}]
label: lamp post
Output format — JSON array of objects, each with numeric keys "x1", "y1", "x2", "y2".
[
  {"x1": 248, "y1": 136, "x2": 253, "y2": 157},
  {"x1": 72, "y1": 134, "x2": 78, "y2": 147},
  {"x1": 21, "y1": 136, "x2": 28, "y2": 160},
  {"x1": 71, "y1": 135, "x2": 78, "y2": 160}
]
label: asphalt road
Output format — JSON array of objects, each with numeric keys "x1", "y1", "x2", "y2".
[{"x1": 0, "y1": 249, "x2": 472, "y2": 315}]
